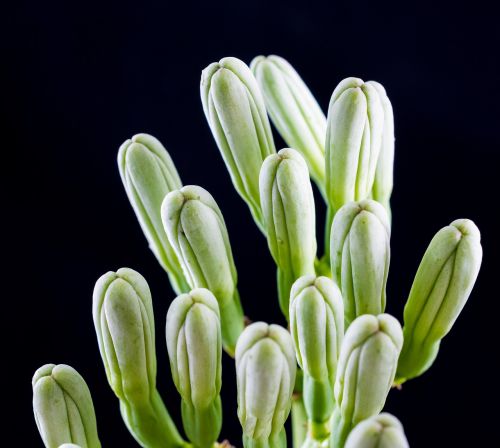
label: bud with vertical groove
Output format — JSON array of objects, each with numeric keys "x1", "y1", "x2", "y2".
[
  {"x1": 166, "y1": 288, "x2": 223, "y2": 448},
  {"x1": 201, "y1": 57, "x2": 276, "y2": 231},
  {"x1": 251, "y1": 55, "x2": 326, "y2": 197},
  {"x1": 92, "y1": 268, "x2": 185, "y2": 448},
  {"x1": 345, "y1": 413, "x2": 409, "y2": 448},
  {"x1": 32, "y1": 364, "x2": 101, "y2": 448},
  {"x1": 330, "y1": 199, "x2": 390, "y2": 326},
  {"x1": 367, "y1": 82, "x2": 395, "y2": 218},
  {"x1": 118, "y1": 133, "x2": 188, "y2": 294},
  {"x1": 324, "y1": 78, "x2": 385, "y2": 253},
  {"x1": 260, "y1": 148, "x2": 317, "y2": 318},
  {"x1": 289, "y1": 275, "x2": 344, "y2": 443},
  {"x1": 161, "y1": 185, "x2": 244, "y2": 355},
  {"x1": 396, "y1": 219, "x2": 482, "y2": 384},
  {"x1": 236, "y1": 322, "x2": 297, "y2": 448},
  {"x1": 331, "y1": 314, "x2": 403, "y2": 448}
]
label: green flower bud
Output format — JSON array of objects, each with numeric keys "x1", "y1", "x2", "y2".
[
  {"x1": 324, "y1": 78, "x2": 385, "y2": 254},
  {"x1": 161, "y1": 185, "x2": 244, "y2": 354},
  {"x1": 92, "y1": 268, "x2": 184, "y2": 448},
  {"x1": 118, "y1": 133, "x2": 188, "y2": 294},
  {"x1": 236, "y1": 322, "x2": 297, "y2": 447},
  {"x1": 32, "y1": 364, "x2": 101, "y2": 448},
  {"x1": 260, "y1": 148, "x2": 317, "y2": 318},
  {"x1": 396, "y1": 219, "x2": 482, "y2": 383},
  {"x1": 59, "y1": 445, "x2": 82, "y2": 448},
  {"x1": 289, "y1": 275, "x2": 344, "y2": 441},
  {"x1": 166, "y1": 288, "x2": 222, "y2": 447},
  {"x1": 251, "y1": 55, "x2": 326, "y2": 196},
  {"x1": 345, "y1": 413, "x2": 409, "y2": 448},
  {"x1": 367, "y1": 82, "x2": 394, "y2": 217},
  {"x1": 330, "y1": 199, "x2": 390, "y2": 326},
  {"x1": 331, "y1": 314, "x2": 403, "y2": 448},
  {"x1": 201, "y1": 57, "x2": 276, "y2": 231}
]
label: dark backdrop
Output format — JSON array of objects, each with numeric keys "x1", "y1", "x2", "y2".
[{"x1": 4, "y1": 0, "x2": 499, "y2": 446}]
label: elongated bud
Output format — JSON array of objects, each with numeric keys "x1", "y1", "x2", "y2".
[
  {"x1": 201, "y1": 57, "x2": 276, "y2": 231},
  {"x1": 396, "y1": 219, "x2": 482, "y2": 383},
  {"x1": 330, "y1": 199, "x2": 390, "y2": 326},
  {"x1": 92, "y1": 268, "x2": 184, "y2": 448},
  {"x1": 367, "y1": 82, "x2": 395, "y2": 217},
  {"x1": 289, "y1": 275, "x2": 344, "y2": 442},
  {"x1": 345, "y1": 413, "x2": 409, "y2": 448},
  {"x1": 166, "y1": 288, "x2": 222, "y2": 447},
  {"x1": 251, "y1": 55, "x2": 326, "y2": 196},
  {"x1": 118, "y1": 133, "x2": 188, "y2": 294},
  {"x1": 331, "y1": 314, "x2": 403, "y2": 448},
  {"x1": 260, "y1": 148, "x2": 317, "y2": 318},
  {"x1": 236, "y1": 322, "x2": 297, "y2": 447},
  {"x1": 161, "y1": 185, "x2": 244, "y2": 354},
  {"x1": 326, "y1": 78, "x2": 384, "y2": 212},
  {"x1": 32, "y1": 364, "x2": 100, "y2": 448}
]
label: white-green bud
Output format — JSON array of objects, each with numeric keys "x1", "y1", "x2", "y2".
[
  {"x1": 201, "y1": 57, "x2": 276, "y2": 231},
  {"x1": 236, "y1": 322, "x2": 297, "y2": 447},
  {"x1": 260, "y1": 148, "x2": 317, "y2": 317},
  {"x1": 118, "y1": 133, "x2": 188, "y2": 294},
  {"x1": 345, "y1": 413, "x2": 409, "y2": 448},
  {"x1": 325, "y1": 78, "x2": 385, "y2": 213},
  {"x1": 330, "y1": 199, "x2": 390, "y2": 326},
  {"x1": 251, "y1": 55, "x2": 326, "y2": 195},
  {"x1": 396, "y1": 219, "x2": 482, "y2": 383},
  {"x1": 161, "y1": 185, "x2": 244, "y2": 354},
  {"x1": 289, "y1": 275, "x2": 344, "y2": 441},
  {"x1": 92, "y1": 268, "x2": 184, "y2": 448},
  {"x1": 331, "y1": 314, "x2": 403, "y2": 448},
  {"x1": 166, "y1": 288, "x2": 222, "y2": 447},
  {"x1": 32, "y1": 364, "x2": 101, "y2": 448}
]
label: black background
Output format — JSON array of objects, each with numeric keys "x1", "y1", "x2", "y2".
[{"x1": 4, "y1": 0, "x2": 499, "y2": 446}]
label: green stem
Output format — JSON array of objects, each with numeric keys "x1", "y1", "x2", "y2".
[{"x1": 292, "y1": 370, "x2": 307, "y2": 448}]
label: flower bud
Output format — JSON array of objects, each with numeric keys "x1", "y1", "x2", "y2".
[
  {"x1": 92, "y1": 268, "x2": 184, "y2": 447},
  {"x1": 367, "y1": 82, "x2": 395, "y2": 217},
  {"x1": 396, "y1": 219, "x2": 482, "y2": 383},
  {"x1": 251, "y1": 55, "x2": 326, "y2": 195},
  {"x1": 325, "y1": 78, "x2": 384, "y2": 213},
  {"x1": 166, "y1": 288, "x2": 222, "y2": 447},
  {"x1": 289, "y1": 275, "x2": 344, "y2": 440},
  {"x1": 331, "y1": 314, "x2": 403, "y2": 448},
  {"x1": 345, "y1": 413, "x2": 409, "y2": 448},
  {"x1": 330, "y1": 199, "x2": 390, "y2": 326},
  {"x1": 161, "y1": 185, "x2": 244, "y2": 354},
  {"x1": 32, "y1": 364, "x2": 101, "y2": 448},
  {"x1": 59, "y1": 445, "x2": 82, "y2": 448},
  {"x1": 118, "y1": 133, "x2": 188, "y2": 294},
  {"x1": 260, "y1": 148, "x2": 317, "y2": 317},
  {"x1": 201, "y1": 57, "x2": 276, "y2": 231},
  {"x1": 236, "y1": 322, "x2": 297, "y2": 447}
]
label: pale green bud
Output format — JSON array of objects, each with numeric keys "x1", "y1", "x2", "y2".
[
  {"x1": 118, "y1": 133, "x2": 188, "y2": 294},
  {"x1": 32, "y1": 364, "x2": 101, "y2": 448},
  {"x1": 260, "y1": 148, "x2": 317, "y2": 317},
  {"x1": 251, "y1": 55, "x2": 326, "y2": 196},
  {"x1": 331, "y1": 314, "x2": 403, "y2": 448},
  {"x1": 289, "y1": 275, "x2": 344, "y2": 440},
  {"x1": 396, "y1": 219, "x2": 482, "y2": 383},
  {"x1": 161, "y1": 185, "x2": 244, "y2": 354},
  {"x1": 345, "y1": 413, "x2": 409, "y2": 448},
  {"x1": 201, "y1": 57, "x2": 276, "y2": 231},
  {"x1": 166, "y1": 288, "x2": 222, "y2": 447},
  {"x1": 92, "y1": 268, "x2": 184, "y2": 448},
  {"x1": 59, "y1": 445, "x2": 82, "y2": 448},
  {"x1": 325, "y1": 78, "x2": 384, "y2": 213},
  {"x1": 367, "y1": 82, "x2": 395, "y2": 217},
  {"x1": 330, "y1": 199, "x2": 390, "y2": 326},
  {"x1": 236, "y1": 322, "x2": 297, "y2": 447}
]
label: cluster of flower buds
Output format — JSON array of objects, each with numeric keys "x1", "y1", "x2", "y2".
[{"x1": 32, "y1": 54, "x2": 482, "y2": 448}]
